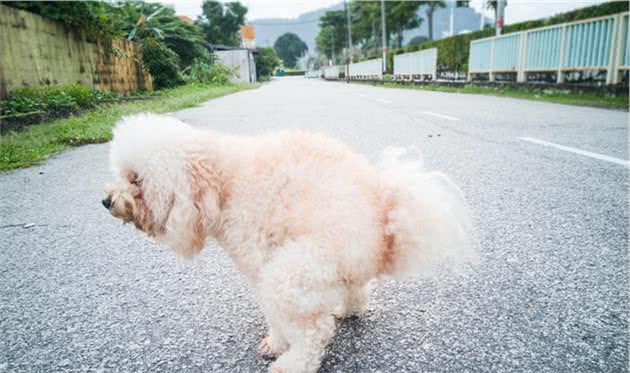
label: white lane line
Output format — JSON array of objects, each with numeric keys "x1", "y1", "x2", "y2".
[
  {"x1": 376, "y1": 98, "x2": 392, "y2": 104},
  {"x1": 519, "y1": 137, "x2": 630, "y2": 168},
  {"x1": 421, "y1": 111, "x2": 459, "y2": 121}
]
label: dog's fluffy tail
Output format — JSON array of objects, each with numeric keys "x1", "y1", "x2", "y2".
[{"x1": 378, "y1": 147, "x2": 477, "y2": 278}]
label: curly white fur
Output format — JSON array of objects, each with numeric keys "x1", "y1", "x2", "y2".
[{"x1": 105, "y1": 113, "x2": 476, "y2": 373}]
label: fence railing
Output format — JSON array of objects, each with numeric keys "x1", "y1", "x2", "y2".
[
  {"x1": 348, "y1": 59, "x2": 383, "y2": 79},
  {"x1": 469, "y1": 11, "x2": 629, "y2": 84},
  {"x1": 393, "y1": 48, "x2": 438, "y2": 80},
  {"x1": 323, "y1": 65, "x2": 342, "y2": 79}
]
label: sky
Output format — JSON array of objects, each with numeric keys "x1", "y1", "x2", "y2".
[{"x1": 159, "y1": 0, "x2": 612, "y2": 24}]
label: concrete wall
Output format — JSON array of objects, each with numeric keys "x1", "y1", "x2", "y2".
[
  {"x1": 0, "y1": 5, "x2": 152, "y2": 98},
  {"x1": 214, "y1": 50, "x2": 257, "y2": 83}
]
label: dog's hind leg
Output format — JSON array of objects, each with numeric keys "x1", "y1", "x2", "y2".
[
  {"x1": 257, "y1": 240, "x2": 343, "y2": 373},
  {"x1": 332, "y1": 284, "x2": 369, "y2": 319},
  {"x1": 343, "y1": 284, "x2": 370, "y2": 318}
]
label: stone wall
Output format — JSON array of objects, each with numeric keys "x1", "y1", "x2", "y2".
[{"x1": 0, "y1": 5, "x2": 152, "y2": 98}]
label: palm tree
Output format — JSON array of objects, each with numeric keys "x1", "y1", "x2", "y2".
[{"x1": 423, "y1": 1, "x2": 446, "y2": 40}]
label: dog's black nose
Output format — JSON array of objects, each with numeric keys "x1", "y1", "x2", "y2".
[{"x1": 102, "y1": 197, "x2": 112, "y2": 210}]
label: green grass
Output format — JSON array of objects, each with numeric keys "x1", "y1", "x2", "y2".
[
  {"x1": 378, "y1": 82, "x2": 629, "y2": 110},
  {"x1": 0, "y1": 83, "x2": 258, "y2": 171}
]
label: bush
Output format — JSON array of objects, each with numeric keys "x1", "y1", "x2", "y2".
[
  {"x1": 141, "y1": 38, "x2": 184, "y2": 89},
  {"x1": 255, "y1": 47, "x2": 281, "y2": 80},
  {"x1": 283, "y1": 70, "x2": 306, "y2": 76},
  {"x1": 184, "y1": 60, "x2": 237, "y2": 85},
  {"x1": 0, "y1": 84, "x2": 117, "y2": 116}
]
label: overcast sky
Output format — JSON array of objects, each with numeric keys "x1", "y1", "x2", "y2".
[{"x1": 160, "y1": 0, "x2": 612, "y2": 24}]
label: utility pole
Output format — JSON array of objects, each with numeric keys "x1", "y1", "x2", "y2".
[
  {"x1": 496, "y1": 0, "x2": 505, "y2": 36},
  {"x1": 380, "y1": 0, "x2": 386, "y2": 73},
  {"x1": 344, "y1": 0, "x2": 352, "y2": 82}
]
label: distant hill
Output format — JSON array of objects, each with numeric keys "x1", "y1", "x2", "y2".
[{"x1": 250, "y1": 3, "x2": 491, "y2": 53}]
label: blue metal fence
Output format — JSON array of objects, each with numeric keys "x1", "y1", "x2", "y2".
[
  {"x1": 494, "y1": 33, "x2": 521, "y2": 71},
  {"x1": 469, "y1": 12, "x2": 629, "y2": 84},
  {"x1": 526, "y1": 27, "x2": 562, "y2": 70},
  {"x1": 348, "y1": 59, "x2": 383, "y2": 79},
  {"x1": 469, "y1": 39, "x2": 493, "y2": 72},
  {"x1": 393, "y1": 48, "x2": 438, "y2": 79}
]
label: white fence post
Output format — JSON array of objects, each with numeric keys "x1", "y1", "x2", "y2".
[
  {"x1": 517, "y1": 31, "x2": 528, "y2": 82},
  {"x1": 489, "y1": 38, "x2": 496, "y2": 81},
  {"x1": 612, "y1": 13, "x2": 627, "y2": 84},
  {"x1": 557, "y1": 24, "x2": 567, "y2": 83},
  {"x1": 606, "y1": 14, "x2": 621, "y2": 84}
]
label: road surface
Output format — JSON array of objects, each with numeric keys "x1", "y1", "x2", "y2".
[{"x1": 1, "y1": 77, "x2": 628, "y2": 372}]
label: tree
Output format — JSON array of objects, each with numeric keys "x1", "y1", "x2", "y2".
[
  {"x1": 316, "y1": 10, "x2": 347, "y2": 63},
  {"x1": 109, "y1": 1, "x2": 208, "y2": 68},
  {"x1": 273, "y1": 33, "x2": 308, "y2": 68},
  {"x1": 423, "y1": 1, "x2": 446, "y2": 40},
  {"x1": 348, "y1": 1, "x2": 422, "y2": 53},
  {"x1": 387, "y1": 1, "x2": 423, "y2": 48},
  {"x1": 196, "y1": 1, "x2": 247, "y2": 46},
  {"x1": 316, "y1": 26, "x2": 339, "y2": 63},
  {"x1": 255, "y1": 47, "x2": 281, "y2": 79}
]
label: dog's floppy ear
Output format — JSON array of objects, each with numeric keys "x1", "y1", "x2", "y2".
[{"x1": 154, "y1": 158, "x2": 221, "y2": 257}]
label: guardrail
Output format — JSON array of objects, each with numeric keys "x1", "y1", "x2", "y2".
[
  {"x1": 393, "y1": 48, "x2": 438, "y2": 80},
  {"x1": 323, "y1": 65, "x2": 342, "y2": 79},
  {"x1": 348, "y1": 59, "x2": 383, "y2": 80},
  {"x1": 469, "y1": 11, "x2": 629, "y2": 84}
]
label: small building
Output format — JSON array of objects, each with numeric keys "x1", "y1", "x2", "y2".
[{"x1": 206, "y1": 44, "x2": 257, "y2": 84}]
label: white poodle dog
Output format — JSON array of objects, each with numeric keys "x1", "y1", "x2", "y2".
[{"x1": 103, "y1": 113, "x2": 475, "y2": 373}]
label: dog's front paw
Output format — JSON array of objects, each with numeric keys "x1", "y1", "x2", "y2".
[{"x1": 259, "y1": 336, "x2": 288, "y2": 360}]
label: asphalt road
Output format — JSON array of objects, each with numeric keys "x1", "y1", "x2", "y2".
[{"x1": 1, "y1": 77, "x2": 628, "y2": 372}]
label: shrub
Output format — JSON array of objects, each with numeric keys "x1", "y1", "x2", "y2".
[
  {"x1": 3, "y1": 1, "x2": 117, "y2": 40},
  {"x1": 141, "y1": 38, "x2": 184, "y2": 89},
  {"x1": 255, "y1": 47, "x2": 281, "y2": 80},
  {"x1": 0, "y1": 84, "x2": 117, "y2": 116},
  {"x1": 184, "y1": 60, "x2": 236, "y2": 85},
  {"x1": 283, "y1": 70, "x2": 306, "y2": 76}
]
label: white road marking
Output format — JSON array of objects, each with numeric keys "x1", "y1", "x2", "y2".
[
  {"x1": 358, "y1": 94, "x2": 367, "y2": 98},
  {"x1": 421, "y1": 111, "x2": 459, "y2": 121},
  {"x1": 376, "y1": 98, "x2": 392, "y2": 104},
  {"x1": 519, "y1": 137, "x2": 630, "y2": 168}
]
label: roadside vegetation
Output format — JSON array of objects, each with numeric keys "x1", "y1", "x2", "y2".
[
  {"x1": 313, "y1": 1, "x2": 629, "y2": 76},
  {"x1": 377, "y1": 82, "x2": 629, "y2": 110},
  {"x1": 0, "y1": 1, "x2": 267, "y2": 171},
  {"x1": 0, "y1": 83, "x2": 257, "y2": 171}
]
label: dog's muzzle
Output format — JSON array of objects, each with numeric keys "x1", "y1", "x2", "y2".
[{"x1": 102, "y1": 197, "x2": 113, "y2": 210}]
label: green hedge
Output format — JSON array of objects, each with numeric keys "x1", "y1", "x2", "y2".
[
  {"x1": 389, "y1": 1, "x2": 629, "y2": 74},
  {"x1": 284, "y1": 70, "x2": 306, "y2": 76}
]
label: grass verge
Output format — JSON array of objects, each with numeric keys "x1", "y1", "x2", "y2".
[
  {"x1": 0, "y1": 83, "x2": 257, "y2": 171},
  {"x1": 377, "y1": 82, "x2": 629, "y2": 110}
]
